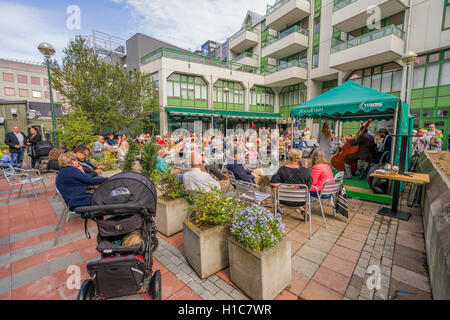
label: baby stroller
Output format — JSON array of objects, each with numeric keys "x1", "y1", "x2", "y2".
[
  {"x1": 76, "y1": 172, "x2": 161, "y2": 300},
  {"x1": 34, "y1": 141, "x2": 54, "y2": 170}
]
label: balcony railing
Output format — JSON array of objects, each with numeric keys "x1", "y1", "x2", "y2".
[
  {"x1": 333, "y1": 0, "x2": 359, "y2": 12},
  {"x1": 262, "y1": 25, "x2": 309, "y2": 48},
  {"x1": 330, "y1": 24, "x2": 404, "y2": 54},
  {"x1": 230, "y1": 25, "x2": 258, "y2": 42},
  {"x1": 263, "y1": 59, "x2": 308, "y2": 75},
  {"x1": 266, "y1": 0, "x2": 310, "y2": 15},
  {"x1": 140, "y1": 47, "x2": 260, "y2": 74},
  {"x1": 231, "y1": 52, "x2": 259, "y2": 63}
]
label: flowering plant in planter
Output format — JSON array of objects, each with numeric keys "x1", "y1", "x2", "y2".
[
  {"x1": 149, "y1": 168, "x2": 186, "y2": 200},
  {"x1": 187, "y1": 189, "x2": 243, "y2": 226},
  {"x1": 230, "y1": 205, "x2": 286, "y2": 251}
]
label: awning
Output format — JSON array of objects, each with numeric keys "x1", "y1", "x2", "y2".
[
  {"x1": 216, "y1": 110, "x2": 284, "y2": 120},
  {"x1": 290, "y1": 81, "x2": 400, "y2": 121},
  {"x1": 166, "y1": 107, "x2": 217, "y2": 117}
]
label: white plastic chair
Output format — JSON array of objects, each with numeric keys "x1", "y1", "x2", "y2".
[
  {"x1": 275, "y1": 183, "x2": 313, "y2": 239},
  {"x1": 2, "y1": 166, "x2": 48, "y2": 204}
]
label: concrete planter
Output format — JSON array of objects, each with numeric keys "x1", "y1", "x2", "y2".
[
  {"x1": 183, "y1": 221, "x2": 231, "y2": 279},
  {"x1": 228, "y1": 235, "x2": 291, "y2": 300},
  {"x1": 155, "y1": 197, "x2": 189, "y2": 237}
]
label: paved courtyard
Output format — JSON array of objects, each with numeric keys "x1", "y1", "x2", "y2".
[{"x1": 0, "y1": 173, "x2": 432, "y2": 300}]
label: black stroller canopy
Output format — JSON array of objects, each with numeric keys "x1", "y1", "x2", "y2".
[
  {"x1": 35, "y1": 141, "x2": 54, "y2": 157},
  {"x1": 91, "y1": 172, "x2": 157, "y2": 215}
]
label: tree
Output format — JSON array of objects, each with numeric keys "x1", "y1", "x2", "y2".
[
  {"x1": 50, "y1": 37, "x2": 159, "y2": 135},
  {"x1": 122, "y1": 139, "x2": 139, "y2": 172},
  {"x1": 57, "y1": 109, "x2": 96, "y2": 150},
  {"x1": 141, "y1": 141, "x2": 158, "y2": 178}
]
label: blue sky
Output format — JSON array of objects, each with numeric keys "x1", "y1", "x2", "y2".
[{"x1": 0, "y1": 0, "x2": 269, "y2": 63}]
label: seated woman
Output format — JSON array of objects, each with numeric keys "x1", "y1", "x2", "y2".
[
  {"x1": 56, "y1": 152, "x2": 108, "y2": 211},
  {"x1": 46, "y1": 147, "x2": 66, "y2": 171},
  {"x1": 309, "y1": 150, "x2": 334, "y2": 199},
  {"x1": 270, "y1": 149, "x2": 313, "y2": 215}
]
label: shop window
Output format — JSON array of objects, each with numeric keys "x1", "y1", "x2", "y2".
[
  {"x1": 423, "y1": 109, "x2": 433, "y2": 117},
  {"x1": 425, "y1": 63, "x2": 439, "y2": 87},
  {"x1": 437, "y1": 109, "x2": 448, "y2": 117},
  {"x1": 412, "y1": 65, "x2": 425, "y2": 89},
  {"x1": 440, "y1": 60, "x2": 450, "y2": 85}
]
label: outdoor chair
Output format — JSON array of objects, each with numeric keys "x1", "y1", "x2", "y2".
[
  {"x1": 225, "y1": 169, "x2": 238, "y2": 194},
  {"x1": 54, "y1": 187, "x2": 77, "y2": 246},
  {"x1": 310, "y1": 178, "x2": 345, "y2": 227},
  {"x1": 274, "y1": 184, "x2": 313, "y2": 239},
  {"x1": 235, "y1": 180, "x2": 274, "y2": 212},
  {"x1": 2, "y1": 165, "x2": 48, "y2": 204}
]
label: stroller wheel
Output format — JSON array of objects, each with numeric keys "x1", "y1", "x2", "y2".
[
  {"x1": 77, "y1": 279, "x2": 95, "y2": 300},
  {"x1": 149, "y1": 270, "x2": 161, "y2": 300}
]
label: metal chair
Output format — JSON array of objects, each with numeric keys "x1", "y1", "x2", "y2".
[
  {"x1": 2, "y1": 165, "x2": 48, "y2": 204},
  {"x1": 235, "y1": 180, "x2": 273, "y2": 211},
  {"x1": 310, "y1": 178, "x2": 345, "y2": 227},
  {"x1": 53, "y1": 187, "x2": 76, "y2": 246},
  {"x1": 225, "y1": 169, "x2": 239, "y2": 194},
  {"x1": 275, "y1": 184, "x2": 313, "y2": 239},
  {"x1": 334, "y1": 171, "x2": 344, "y2": 184}
]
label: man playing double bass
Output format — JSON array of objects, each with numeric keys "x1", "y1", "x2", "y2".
[{"x1": 343, "y1": 121, "x2": 375, "y2": 179}]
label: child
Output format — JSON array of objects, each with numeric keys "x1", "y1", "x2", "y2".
[{"x1": 0, "y1": 149, "x2": 14, "y2": 168}]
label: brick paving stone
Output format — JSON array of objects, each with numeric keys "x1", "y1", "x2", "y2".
[
  {"x1": 300, "y1": 280, "x2": 343, "y2": 300},
  {"x1": 322, "y1": 254, "x2": 356, "y2": 278},
  {"x1": 292, "y1": 256, "x2": 319, "y2": 278},
  {"x1": 360, "y1": 250, "x2": 371, "y2": 261},
  {"x1": 186, "y1": 281, "x2": 206, "y2": 296},
  {"x1": 344, "y1": 285, "x2": 360, "y2": 300},
  {"x1": 215, "y1": 290, "x2": 233, "y2": 300},
  {"x1": 349, "y1": 275, "x2": 364, "y2": 290},
  {"x1": 200, "y1": 290, "x2": 217, "y2": 300},
  {"x1": 337, "y1": 237, "x2": 365, "y2": 252},
  {"x1": 391, "y1": 265, "x2": 431, "y2": 293},
  {"x1": 229, "y1": 288, "x2": 249, "y2": 300},
  {"x1": 329, "y1": 244, "x2": 360, "y2": 264},
  {"x1": 305, "y1": 237, "x2": 334, "y2": 254},
  {"x1": 289, "y1": 271, "x2": 309, "y2": 296},
  {"x1": 392, "y1": 252, "x2": 427, "y2": 276},
  {"x1": 359, "y1": 284, "x2": 374, "y2": 300},
  {"x1": 215, "y1": 278, "x2": 234, "y2": 294},
  {"x1": 312, "y1": 266, "x2": 350, "y2": 295},
  {"x1": 167, "y1": 285, "x2": 201, "y2": 300},
  {"x1": 356, "y1": 257, "x2": 370, "y2": 270},
  {"x1": 389, "y1": 278, "x2": 432, "y2": 300},
  {"x1": 176, "y1": 271, "x2": 193, "y2": 285},
  {"x1": 201, "y1": 279, "x2": 221, "y2": 295},
  {"x1": 297, "y1": 245, "x2": 327, "y2": 265},
  {"x1": 353, "y1": 266, "x2": 366, "y2": 279},
  {"x1": 381, "y1": 256, "x2": 393, "y2": 268}
]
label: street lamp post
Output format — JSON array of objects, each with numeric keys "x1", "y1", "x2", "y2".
[
  {"x1": 38, "y1": 42, "x2": 58, "y2": 147},
  {"x1": 224, "y1": 87, "x2": 230, "y2": 133}
]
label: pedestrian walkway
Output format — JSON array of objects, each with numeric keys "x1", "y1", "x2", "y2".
[{"x1": 0, "y1": 174, "x2": 432, "y2": 300}]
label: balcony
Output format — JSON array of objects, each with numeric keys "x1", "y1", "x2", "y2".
[
  {"x1": 265, "y1": 0, "x2": 311, "y2": 32},
  {"x1": 229, "y1": 26, "x2": 259, "y2": 53},
  {"x1": 332, "y1": 0, "x2": 410, "y2": 33},
  {"x1": 231, "y1": 52, "x2": 259, "y2": 69},
  {"x1": 264, "y1": 60, "x2": 307, "y2": 87},
  {"x1": 329, "y1": 25, "x2": 405, "y2": 71},
  {"x1": 262, "y1": 25, "x2": 309, "y2": 59},
  {"x1": 140, "y1": 47, "x2": 260, "y2": 75}
]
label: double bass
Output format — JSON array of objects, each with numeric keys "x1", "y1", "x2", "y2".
[{"x1": 331, "y1": 119, "x2": 372, "y2": 172}]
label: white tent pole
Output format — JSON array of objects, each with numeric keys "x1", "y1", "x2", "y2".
[{"x1": 390, "y1": 100, "x2": 401, "y2": 166}]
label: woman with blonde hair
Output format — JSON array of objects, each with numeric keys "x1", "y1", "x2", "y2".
[
  {"x1": 270, "y1": 148, "x2": 313, "y2": 216},
  {"x1": 56, "y1": 152, "x2": 108, "y2": 211},
  {"x1": 317, "y1": 122, "x2": 333, "y2": 160},
  {"x1": 309, "y1": 150, "x2": 334, "y2": 199}
]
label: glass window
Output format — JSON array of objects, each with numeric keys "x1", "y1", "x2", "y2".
[
  {"x1": 19, "y1": 89, "x2": 28, "y2": 97},
  {"x1": 444, "y1": 3, "x2": 450, "y2": 29},
  {"x1": 414, "y1": 56, "x2": 426, "y2": 66},
  {"x1": 392, "y1": 70, "x2": 403, "y2": 91},
  {"x1": 174, "y1": 82, "x2": 180, "y2": 97},
  {"x1": 437, "y1": 109, "x2": 448, "y2": 117},
  {"x1": 382, "y1": 72, "x2": 392, "y2": 92},
  {"x1": 383, "y1": 62, "x2": 402, "y2": 72},
  {"x1": 348, "y1": 29, "x2": 361, "y2": 40},
  {"x1": 312, "y1": 53, "x2": 319, "y2": 68},
  {"x1": 362, "y1": 76, "x2": 371, "y2": 87},
  {"x1": 423, "y1": 109, "x2": 433, "y2": 117},
  {"x1": 3, "y1": 73, "x2": 13, "y2": 82},
  {"x1": 31, "y1": 77, "x2": 41, "y2": 85},
  {"x1": 412, "y1": 65, "x2": 425, "y2": 89},
  {"x1": 17, "y1": 75, "x2": 27, "y2": 83},
  {"x1": 353, "y1": 78, "x2": 362, "y2": 85},
  {"x1": 386, "y1": 12, "x2": 404, "y2": 29},
  {"x1": 445, "y1": 50, "x2": 450, "y2": 60},
  {"x1": 429, "y1": 53, "x2": 440, "y2": 63},
  {"x1": 440, "y1": 60, "x2": 450, "y2": 85},
  {"x1": 425, "y1": 63, "x2": 439, "y2": 87},
  {"x1": 349, "y1": 70, "x2": 363, "y2": 79},
  {"x1": 314, "y1": 18, "x2": 320, "y2": 34},
  {"x1": 4, "y1": 87, "x2": 15, "y2": 96},
  {"x1": 373, "y1": 66, "x2": 381, "y2": 74},
  {"x1": 31, "y1": 90, "x2": 41, "y2": 98},
  {"x1": 371, "y1": 74, "x2": 381, "y2": 91}
]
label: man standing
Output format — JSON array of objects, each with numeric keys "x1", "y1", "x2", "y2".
[
  {"x1": 5, "y1": 126, "x2": 27, "y2": 167},
  {"x1": 428, "y1": 124, "x2": 436, "y2": 137}
]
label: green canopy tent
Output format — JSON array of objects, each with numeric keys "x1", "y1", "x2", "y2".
[
  {"x1": 290, "y1": 81, "x2": 413, "y2": 168},
  {"x1": 290, "y1": 81, "x2": 414, "y2": 204}
]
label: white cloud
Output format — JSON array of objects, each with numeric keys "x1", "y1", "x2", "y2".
[
  {"x1": 0, "y1": 2, "x2": 74, "y2": 63},
  {"x1": 111, "y1": 0, "x2": 269, "y2": 50}
]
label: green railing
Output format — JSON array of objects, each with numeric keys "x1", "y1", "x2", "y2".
[
  {"x1": 231, "y1": 52, "x2": 259, "y2": 63},
  {"x1": 330, "y1": 24, "x2": 404, "y2": 54},
  {"x1": 263, "y1": 59, "x2": 307, "y2": 75},
  {"x1": 140, "y1": 47, "x2": 260, "y2": 74},
  {"x1": 230, "y1": 25, "x2": 258, "y2": 42},
  {"x1": 333, "y1": 0, "x2": 358, "y2": 12},
  {"x1": 266, "y1": 0, "x2": 310, "y2": 15},
  {"x1": 262, "y1": 25, "x2": 309, "y2": 48}
]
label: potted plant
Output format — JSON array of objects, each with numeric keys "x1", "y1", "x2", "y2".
[
  {"x1": 183, "y1": 189, "x2": 243, "y2": 279},
  {"x1": 150, "y1": 168, "x2": 189, "y2": 237},
  {"x1": 228, "y1": 205, "x2": 291, "y2": 300}
]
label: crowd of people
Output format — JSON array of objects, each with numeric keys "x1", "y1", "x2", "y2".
[{"x1": 1, "y1": 125, "x2": 43, "y2": 169}]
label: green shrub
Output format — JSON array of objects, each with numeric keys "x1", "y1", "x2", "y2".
[
  {"x1": 150, "y1": 168, "x2": 186, "y2": 200},
  {"x1": 122, "y1": 139, "x2": 139, "y2": 172},
  {"x1": 187, "y1": 189, "x2": 243, "y2": 226},
  {"x1": 141, "y1": 141, "x2": 158, "y2": 178}
]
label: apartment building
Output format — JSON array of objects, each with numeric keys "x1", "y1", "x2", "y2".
[{"x1": 120, "y1": 1, "x2": 450, "y2": 148}]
